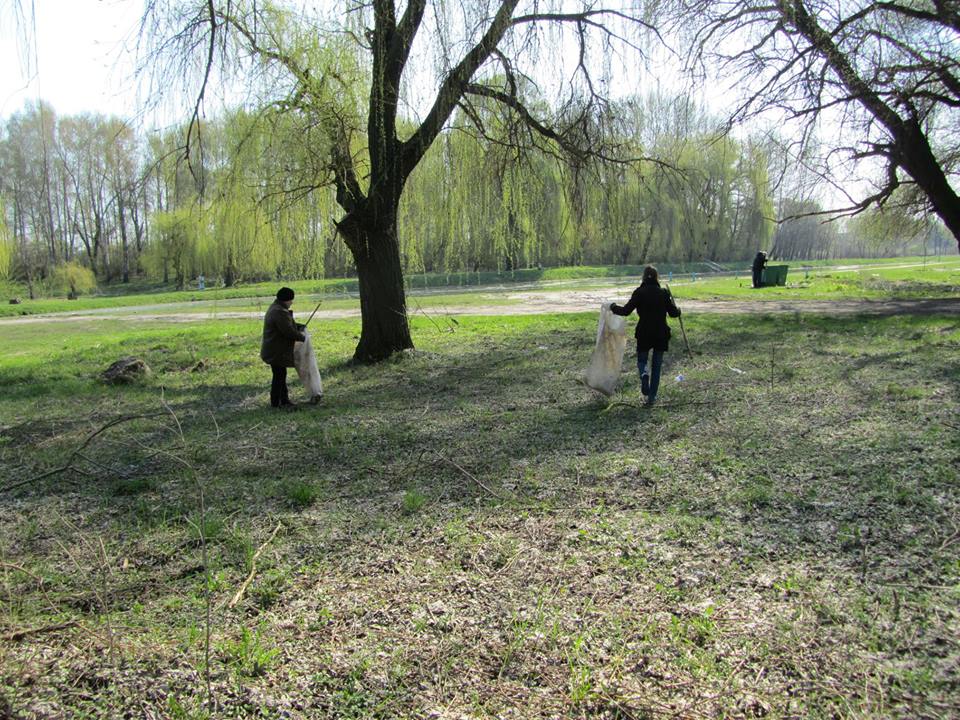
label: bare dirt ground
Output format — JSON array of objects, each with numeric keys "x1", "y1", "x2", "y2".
[
  {"x1": 2, "y1": 291, "x2": 958, "y2": 325},
  {"x1": 419, "y1": 292, "x2": 960, "y2": 318}
]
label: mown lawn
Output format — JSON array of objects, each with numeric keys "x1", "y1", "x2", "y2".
[{"x1": 1, "y1": 308, "x2": 958, "y2": 718}]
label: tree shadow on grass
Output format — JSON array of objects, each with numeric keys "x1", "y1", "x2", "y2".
[{"x1": 5, "y1": 314, "x2": 959, "y2": 584}]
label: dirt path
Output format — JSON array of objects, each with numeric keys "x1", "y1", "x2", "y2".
[
  {"x1": 423, "y1": 292, "x2": 960, "y2": 318},
  {"x1": 2, "y1": 291, "x2": 958, "y2": 325}
]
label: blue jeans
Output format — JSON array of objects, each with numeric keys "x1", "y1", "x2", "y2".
[{"x1": 637, "y1": 349, "x2": 664, "y2": 401}]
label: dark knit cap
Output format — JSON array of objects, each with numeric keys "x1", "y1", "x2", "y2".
[{"x1": 276, "y1": 287, "x2": 295, "y2": 302}]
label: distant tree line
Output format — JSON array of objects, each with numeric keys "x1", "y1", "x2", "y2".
[{"x1": 0, "y1": 96, "x2": 945, "y2": 297}]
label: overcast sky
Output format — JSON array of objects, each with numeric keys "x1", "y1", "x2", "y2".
[{"x1": 0, "y1": 0, "x2": 143, "y2": 119}]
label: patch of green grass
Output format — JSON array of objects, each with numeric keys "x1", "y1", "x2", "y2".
[
  {"x1": 219, "y1": 625, "x2": 280, "y2": 677},
  {"x1": 400, "y1": 489, "x2": 428, "y2": 515},
  {"x1": 281, "y1": 480, "x2": 321, "y2": 508}
]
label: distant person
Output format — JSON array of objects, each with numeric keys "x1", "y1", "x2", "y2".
[
  {"x1": 260, "y1": 287, "x2": 306, "y2": 409},
  {"x1": 610, "y1": 265, "x2": 681, "y2": 406},
  {"x1": 752, "y1": 251, "x2": 768, "y2": 288}
]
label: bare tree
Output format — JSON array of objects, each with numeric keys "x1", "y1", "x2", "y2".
[
  {"x1": 140, "y1": 0, "x2": 659, "y2": 362},
  {"x1": 674, "y1": 0, "x2": 960, "y2": 249}
]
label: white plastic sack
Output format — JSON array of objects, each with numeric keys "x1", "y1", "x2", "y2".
[
  {"x1": 584, "y1": 303, "x2": 627, "y2": 396},
  {"x1": 293, "y1": 328, "x2": 323, "y2": 400}
]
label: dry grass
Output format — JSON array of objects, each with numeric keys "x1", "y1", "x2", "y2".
[{"x1": 1, "y1": 311, "x2": 958, "y2": 718}]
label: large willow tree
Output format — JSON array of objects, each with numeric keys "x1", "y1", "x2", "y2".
[{"x1": 142, "y1": 1, "x2": 659, "y2": 361}]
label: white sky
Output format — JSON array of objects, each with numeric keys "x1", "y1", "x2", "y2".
[
  {"x1": 0, "y1": 0, "x2": 143, "y2": 120},
  {"x1": 0, "y1": 1, "x2": 703, "y2": 122}
]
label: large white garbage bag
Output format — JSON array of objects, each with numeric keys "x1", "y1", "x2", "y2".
[
  {"x1": 584, "y1": 303, "x2": 627, "y2": 396},
  {"x1": 294, "y1": 328, "x2": 323, "y2": 400}
]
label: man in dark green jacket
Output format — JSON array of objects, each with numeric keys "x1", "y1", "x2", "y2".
[{"x1": 260, "y1": 287, "x2": 306, "y2": 408}]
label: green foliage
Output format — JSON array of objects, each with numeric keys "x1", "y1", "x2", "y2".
[
  {"x1": 0, "y1": 203, "x2": 13, "y2": 281},
  {"x1": 166, "y1": 696, "x2": 210, "y2": 720},
  {"x1": 283, "y1": 480, "x2": 320, "y2": 508},
  {"x1": 144, "y1": 208, "x2": 205, "y2": 289},
  {"x1": 400, "y1": 489, "x2": 427, "y2": 515},
  {"x1": 220, "y1": 625, "x2": 280, "y2": 677},
  {"x1": 49, "y1": 261, "x2": 97, "y2": 297},
  {"x1": 2, "y1": 90, "x2": 939, "y2": 295},
  {"x1": 847, "y1": 201, "x2": 929, "y2": 255}
]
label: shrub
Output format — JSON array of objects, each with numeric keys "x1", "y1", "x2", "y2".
[{"x1": 50, "y1": 261, "x2": 97, "y2": 298}]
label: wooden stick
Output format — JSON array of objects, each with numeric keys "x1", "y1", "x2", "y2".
[
  {"x1": 3, "y1": 621, "x2": 77, "y2": 642},
  {"x1": 228, "y1": 521, "x2": 283, "y2": 608},
  {"x1": 666, "y1": 284, "x2": 694, "y2": 358},
  {"x1": 304, "y1": 300, "x2": 323, "y2": 327},
  {"x1": 438, "y1": 454, "x2": 506, "y2": 500},
  {"x1": 3, "y1": 412, "x2": 166, "y2": 494},
  {"x1": 678, "y1": 314, "x2": 693, "y2": 358}
]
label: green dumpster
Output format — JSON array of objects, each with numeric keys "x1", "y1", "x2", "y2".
[{"x1": 761, "y1": 264, "x2": 788, "y2": 286}]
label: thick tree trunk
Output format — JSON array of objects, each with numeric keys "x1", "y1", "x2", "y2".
[
  {"x1": 224, "y1": 250, "x2": 235, "y2": 287},
  {"x1": 340, "y1": 213, "x2": 413, "y2": 363},
  {"x1": 896, "y1": 120, "x2": 960, "y2": 248}
]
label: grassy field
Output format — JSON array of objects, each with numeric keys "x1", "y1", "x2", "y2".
[
  {"x1": 2, "y1": 256, "x2": 958, "y2": 319},
  {"x1": 1, "y1": 284, "x2": 959, "y2": 717}
]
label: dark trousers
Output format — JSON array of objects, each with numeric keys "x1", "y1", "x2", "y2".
[
  {"x1": 270, "y1": 365, "x2": 290, "y2": 407},
  {"x1": 637, "y1": 348, "x2": 665, "y2": 401},
  {"x1": 752, "y1": 268, "x2": 763, "y2": 288}
]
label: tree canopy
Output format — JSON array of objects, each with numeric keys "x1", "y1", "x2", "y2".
[
  {"x1": 139, "y1": 0, "x2": 668, "y2": 360},
  {"x1": 673, "y1": 0, "x2": 960, "y2": 248}
]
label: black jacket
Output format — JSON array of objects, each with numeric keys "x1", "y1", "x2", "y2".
[
  {"x1": 610, "y1": 280, "x2": 681, "y2": 352},
  {"x1": 260, "y1": 301, "x2": 305, "y2": 367}
]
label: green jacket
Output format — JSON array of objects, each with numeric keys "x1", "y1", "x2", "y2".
[{"x1": 260, "y1": 301, "x2": 305, "y2": 367}]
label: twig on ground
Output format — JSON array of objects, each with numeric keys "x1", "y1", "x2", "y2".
[
  {"x1": 437, "y1": 453, "x2": 507, "y2": 500},
  {"x1": 600, "y1": 400, "x2": 640, "y2": 412},
  {"x1": 208, "y1": 410, "x2": 221, "y2": 441},
  {"x1": 74, "y1": 452, "x2": 123, "y2": 477},
  {"x1": 0, "y1": 562, "x2": 46, "y2": 586},
  {"x1": 3, "y1": 621, "x2": 78, "y2": 642},
  {"x1": 229, "y1": 521, "x2": 283, "y2": 608},
  {"x1": 3, "y1": 412, "x2": 165, "y2": 493},
  {"x1": 874, "y1": 581, "x2": 957, "y2": 590}
]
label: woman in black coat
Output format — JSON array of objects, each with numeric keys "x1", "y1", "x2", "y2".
[
  {"x1": 260, "y1": 287, "x2": 306, "y2": 408},
  {"x1": 610, "y1": 266, "x2": 681, "y2": 406}
]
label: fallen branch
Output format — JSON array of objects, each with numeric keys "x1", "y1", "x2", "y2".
[
  {"x1": 0, "y1": 562, "x2": 45, "y2": 586},
  {"x1": 3, "y1": 620, "x2": 78, "y2": 642},
  {"x1": 2, "y1": 412, "x2": 165, "y2": 494},
  {"x1": 228, "y1": 521, "x2": 283, "y2": 608}
]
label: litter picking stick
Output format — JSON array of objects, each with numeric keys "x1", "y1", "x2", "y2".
[
  {"x1": 303, "y1": 300, "x2": 323, "y2": 328},
  {"x1": 666, "y1": 284, "x2": 694, "y2": 359},
  {"x1": 678, "y1": 315, "x2": 693, "y2": 359}
]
